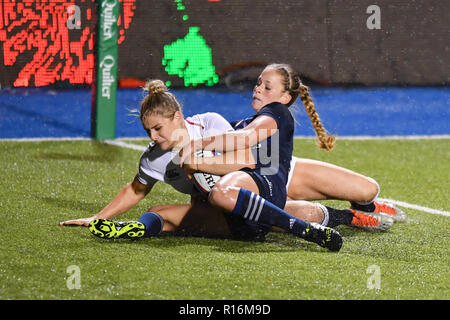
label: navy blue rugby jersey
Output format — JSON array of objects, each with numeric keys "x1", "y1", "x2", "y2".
[
  {"x1": 229, "y1": 117, "x2": 254, "y2": 130},
  {"x1": 232, "y1": 102, "x2": 294, "y2": 184}
]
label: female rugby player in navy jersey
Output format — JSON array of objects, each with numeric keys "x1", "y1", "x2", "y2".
[{"x1": 178, "y1": 63, "x2": 342, "y2": 251}]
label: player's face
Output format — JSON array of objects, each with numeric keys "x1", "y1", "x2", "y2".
[
  {"x1": 143, "y1": 112, "x2": 184, "y2": 150},
  {"x1": 252, "y1": 68, "x2": 292, "y2": 111}
]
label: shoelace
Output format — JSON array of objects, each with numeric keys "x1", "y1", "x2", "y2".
[
  {"x1": 351, "y1": 211, "x2": 379, "y2": 227},
  {"x1": 374, "y1": 202, "x2": 396, "y2": 215}
]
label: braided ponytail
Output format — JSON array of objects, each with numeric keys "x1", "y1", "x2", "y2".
[
  {"x1": 299, "y1": 84, "x2": 335, "y2": 151},
  {"x1": 265, "y1": 63, "x2": 336, "y2": 151}
]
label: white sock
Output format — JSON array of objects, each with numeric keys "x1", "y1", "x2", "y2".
[{"x1": 316, "y1": 203, "x2": 329, "y2": 227}]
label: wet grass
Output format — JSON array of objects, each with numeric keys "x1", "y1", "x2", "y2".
[{"x1": 0, "y1": 138, "x2": 448, "y2": 299}]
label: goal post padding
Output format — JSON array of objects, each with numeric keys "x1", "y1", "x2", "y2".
[{"x1": 91, "y1": 0, "x2": 119, "y2": 140}]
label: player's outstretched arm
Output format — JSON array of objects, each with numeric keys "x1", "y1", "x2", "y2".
[{"x1": 59, "y1": 175, "x2": 154, "y2": 227}]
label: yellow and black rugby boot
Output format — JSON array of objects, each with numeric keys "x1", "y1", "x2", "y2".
[
  {"x1": 89, "y1": 219, "x2": 146, "y2": 240},
  {"x1": 301, "y1": 222, "x2": 343, "y2": 252}
]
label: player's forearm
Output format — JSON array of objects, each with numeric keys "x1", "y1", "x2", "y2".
[
  {"x1": 196, "y1": 149, "x2": 256, "y2": 175},
  {"x1": 200, "y1": 129, "x2": 258, "y2": 152},
  {"x1": 196, "y1": 160, "x2": 252, "y2": 175},
  {"x1": 94, "y1": 183, "x2": 146, "y2": 220}
]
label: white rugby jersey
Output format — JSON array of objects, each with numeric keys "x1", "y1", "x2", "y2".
[{"x1": 137, "y1": 112, "x2": 233, "y2": 194}]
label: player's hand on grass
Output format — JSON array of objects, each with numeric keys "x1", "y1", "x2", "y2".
[{"x1": 59, "y1": 216, "x2": 96, "y2": 227}]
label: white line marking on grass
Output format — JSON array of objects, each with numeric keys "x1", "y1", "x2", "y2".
[
  {"x1": 0, "y1": 137, "x2": 91, "y2": 142},
  {"x1": 378, "y1": 198, "x2": 450, "y2": 217},
  {"x1": 103, "y1": 139, "x2": 146, "y2": 151}
]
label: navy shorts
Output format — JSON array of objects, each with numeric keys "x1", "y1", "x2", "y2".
[
  {"x1": 221, "y1": 167, "x2": 288, "y2": 241},
  {"x1": 239, "y1": 168, "x2": 287, "y2": 209}
]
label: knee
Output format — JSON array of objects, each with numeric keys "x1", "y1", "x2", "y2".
[
  {"x1": 146, "y1": 204, "x2": 166, "y2": 214},
  {"x1": 143, "y1": 207, "x2": 162, "y2": 225},
  {"x1": 209, "y1": 183, "x2": 227, "y2": 207},
  {"x1": 209, "y1": 180, "x2": 237, "y2": 208},
  {"x1": 287, "y1": 185, "x2": 304, "y2": 200},
  {"x1": 362, "y1": 177, "x2": 380, "y2": 202}
]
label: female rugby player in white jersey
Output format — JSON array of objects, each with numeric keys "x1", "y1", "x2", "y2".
[
  {"x1": 60, "y1": 81, "x2": 238, "y2": 228},
  {"x1": 86, "y1": 65, "x2": 345, "y2": 251}
]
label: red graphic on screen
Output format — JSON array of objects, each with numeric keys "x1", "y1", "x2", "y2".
[{"x1": 0, "y1": 0, "x2": 136, "y2": 87}]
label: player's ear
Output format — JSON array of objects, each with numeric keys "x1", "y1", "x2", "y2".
[
  {"x1": 173, "y1": 111, "x2": 183, "y2": 121},
  {"x1": 280, "y1": 92, "x2": 292, "y2": 105}
]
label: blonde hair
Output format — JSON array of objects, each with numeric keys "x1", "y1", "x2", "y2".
[
  {"x1": 266, "y1": 63, "x2": 336, "y2": 151},
  {"x1": 140, "y1": 80, "x2": 182, "y2": 124}
]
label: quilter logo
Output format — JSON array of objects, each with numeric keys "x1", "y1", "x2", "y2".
[
  {"x1": 99, "y1": 54, "x2": 115, "y2": 99},
  {"x1": 101, "y1": 0, "x2": 118, "y2": 41},
  {"x1": 0, "y1": 0, "x2": 136, "y2": 87}
]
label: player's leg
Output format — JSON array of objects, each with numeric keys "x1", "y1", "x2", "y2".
[
  {"x1": 146, "y1": 202, "x2": 232, "y2": 237},
  {"x1": 283, "y1": 200, "x2": 392, "y2": 232},
  {"x1": 287, "y1": 158, "x2": 406, "y2": 222},
  {"x1": 284, "y1": 200, "x2": 354, "y2": 229},
  {"x1": 209, "y1": 171, "x2": 343, "y2": 251},
  {"x1": 89, "y1": 200, "x2": 274, "y2": 240},
  {"x1": 287, "y1": 158, "x2": 378, "y2": 202},
  {"x1": 283, "y1": 200, "x2": 324, "y2": 225},
  {"x1": 88, "y1": 202, "x2": 234, "y2": 239}
]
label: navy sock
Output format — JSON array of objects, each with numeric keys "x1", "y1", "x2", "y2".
[
  {"x1": 232, "y1": 188, "x2": 308, "y2": 235},
  {"x1": 325, "y1": 206, "x2": 354, "y2": 227},
  {"x1": 138, "y1": 211, "x2": 164, "y2": 237},
  {"x1": 350, "y1": 201, "x2": 376, "y2": 212}
]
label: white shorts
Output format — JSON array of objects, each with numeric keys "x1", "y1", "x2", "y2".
[{"x1": 286, "y1": 156, "x2": 299, "y2": 192}]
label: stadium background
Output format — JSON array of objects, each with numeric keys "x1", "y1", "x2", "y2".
[
  {"x1": 0, "y1": 0, "x2": 448, "y2": 139},
  {"x1": 1, "y1": 0, "x2": 449, "y2": 88}
]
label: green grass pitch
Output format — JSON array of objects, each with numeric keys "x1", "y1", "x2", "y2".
[{"x1": 0, "y1": 138, "x2": 448, "y2": 299}]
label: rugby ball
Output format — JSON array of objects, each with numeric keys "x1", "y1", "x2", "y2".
[{"x1": 192, "y1": 150, "x2": 221, "y2": 194}]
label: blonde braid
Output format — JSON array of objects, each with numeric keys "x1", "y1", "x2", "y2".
[{"x1": 299, "y1": 84, "x2": 336, "y2": 151}]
